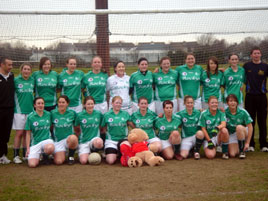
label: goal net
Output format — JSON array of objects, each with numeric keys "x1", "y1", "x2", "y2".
[{"x1": 0, "y1": 0, "x2": 268, "y2": 68}]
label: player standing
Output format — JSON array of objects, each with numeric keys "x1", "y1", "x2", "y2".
[
  {"x1": 82, "y1": 56, "x2": 108, "y2": 114},
  {"x1": 176, "y1": 53, "x2": 203, "y2": 111},
  {"x1": 12, "y1": 63, "x2": 34, "y2": 164},
  {"x1": 153, "y1": 57, "x2": 178, "y2": 114},
  {"x1": 33, "y1": 57, "x2": 58, "y2": 111},
  {"x1": 58, "y1": 57, "x2": 84, "y2": 113},
  {"x1": 130, "y1": 57, "x2": 155, "y2": 113}
]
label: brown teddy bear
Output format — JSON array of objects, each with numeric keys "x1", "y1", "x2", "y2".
[{"x1": 127, "y1": 128, "x2": 164, "y2": 167}]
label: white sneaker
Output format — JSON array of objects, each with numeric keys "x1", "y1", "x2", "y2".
[
  {"x1": 216, "y1": 146, "x2": 222, "y2": 153},
  {"x1": 0, "y1": 155, "x2": 11, "y2": 164},
  {"x1": 13, "y1": 156, "x2": 23, "y2": 164},
  {"x1": 261, "y1": 147, "x2": 268, "y2": 152},
  {"x1": 248, "y1": 146, "x2": 255, "y2": 152},
  {"x1": 239, "y1": 152, "x2": 246, "y2": 159},
  {"x1": 222, "y1": 153, "x2": 229, "y2": 160}
]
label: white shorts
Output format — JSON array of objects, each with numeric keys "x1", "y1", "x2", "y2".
[
  {"x1": 28, "y1": 139, "x2": 54, "y2": 159},
  {"x1": 179, "y1": 97, "x2": 202, "y2": 112},
  {"x1": 224, "y1": 103, "x2": 244, "y2": 110},
  {"x1": 148, "y1": 137, "x2": 161, "y2": 144},
  {"x1": 104, "y1": 139, "x2": 119, "y2": 150},
  {"x1": 54, "y1": 138, "x2": 68, "y2": 153},
  {"x1": 132, "y1": 101, "x2": 156, "y2": 113},
  {"x1": 12, "y1": 113, "x2": 28, "y2": 130},
  {"x1": 229, "y1": 127, "x2": 248, "y2": 144},
  {"x1": 78, "y1": 137, "x2": 101, "y2": 156},
  {"x1": 202, "y1": 102, "x2": 224, "y2": 110},
  {"x1": 94, "y1": 102, "x2": 108, "y2": 114},
  {"x1": 69, "y1": 104, "x2": 83, "y2": 113},
  {"x1": 181, "y1": 135, "x2": 196, "y2": 151},
  {"x1": 203, "y1": 136, "x2": 219, "y2": 148},
  {"x1": 155, "y1": 99, "x2": 178, "y2": 115},
  {"x1": 161, "y1": 139, "x2": 172, "y2": 150}
]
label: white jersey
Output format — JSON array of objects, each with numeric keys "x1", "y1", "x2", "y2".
[{"x1": 107, "y1": 74, "x2": 132, "y2": 110}]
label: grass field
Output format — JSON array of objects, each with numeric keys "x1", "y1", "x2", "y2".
[{"x1": 1, "y1": 65, "x2": 268, "y2": 201}]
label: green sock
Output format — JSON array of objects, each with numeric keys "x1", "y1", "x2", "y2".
[
  {"x1": 13, "y1": 148, "x2": 20, "y2": 158},
  {"x1": 238, "y1": 140, "x2": 245, "y2": 152},
  {"x1": 173, "y1": 144, "x2": 181, "y2": 154},
  {"x1": 22, "y1": 147, "x2": 27, "y2": 157},
  {"x1": 222, "y1": 143, "x2": 228, "y2": 153},
  {"x1": 194, "y1": 138, "x2": 204, "y2": 153},
  {"x1": 68, "y1": 149, "x2": 76, "y2": 157}
]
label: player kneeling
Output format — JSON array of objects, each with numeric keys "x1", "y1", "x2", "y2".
[
  {"x1": 175, "y1": 96, "x2": 204, "y2": 160},
  {"x1": 51, "y1": 95, "x2": 78, "y2": 165},
  {"x1": 155, "y1": 100, "x2": 181, "y2": 160},
  {"x1": 198, "y1": 96, "x2": 230, "y2": 159},
  {"x1": 225, "y1": 94, "x2": 253, "y2": 159},
  {"x1": 25, "y1": 97, "x2": 55, "y2": 168},
  {"x1": 75, "y1": 96, "x2": 104, "y2": 165}
]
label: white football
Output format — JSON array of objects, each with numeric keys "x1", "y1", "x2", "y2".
[{"x1": 88, "y1": 153, "x2": 102, "y2": 165}]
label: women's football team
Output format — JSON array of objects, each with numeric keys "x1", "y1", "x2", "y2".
[{"x1": 12, "y1": 54, "x2": 253, "y2": 167}]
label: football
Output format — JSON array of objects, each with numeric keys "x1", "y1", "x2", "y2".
[{"x1": 88, "y1": 152, "x2": 102, "y2": 165}]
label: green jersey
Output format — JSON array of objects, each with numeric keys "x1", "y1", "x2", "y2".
[
  {"x1": 51, "y1": 108, "x2": 76, "y2": 142},
  {"x1": 33, "y1": 70, "x2": 58, "y2": 107},
  {"x1": 130, "y1": 70, "x2": 154, "y2": 104},
  {"x1": 130, "y1": 109, "x2": 157, "y2": 139},
  {"x1": 154, "y1": 114, "x2": 181, "y2": 140},
  {"x1": 25, "y1": 110, "x2": 52, "y2": 146},
  {"x1": 176, "y1": 64, "x2": 203, "y2": 100},
  {"x1": 101, "y1": 110, "x2": 130, "y2": 141},
  {"x1": 222, "y1": 66, "x2": 245, "y2": 104},
  {"x1": 153, "y1": 68, "x2": 178, "y2": 101},
  {"x1": 75, "y1": 110, "x2": 103, "y2": 144},
  {"x1": 14, "y1": 75, "x2": 35, "y2": 114},
  {"x1": 201, "y1": 71, "x2": 223, "y2": 103},
  {"x1": 175, "y1": 108, "x2": 201, "y2": 138},
  {"x1": 82, "y1": 71, "x2": 108, "y2": 104},
  {"x1": 225, "y1": 107, "x2": 253, "y2": 134},
  {"x1": 58, "y1": 70, "x2": 84, "y2": 107},
  {"x1": 198, "y1": 109, "x2": 226, "y2": 138}
]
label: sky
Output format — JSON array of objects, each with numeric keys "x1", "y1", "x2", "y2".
[{"x1": 0, "y1": 0, "x2": 268, "y2": 48}]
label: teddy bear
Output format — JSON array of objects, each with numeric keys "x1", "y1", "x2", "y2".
[{"x1": 125, "y1": 128, "x2": 164, "y2": 167}]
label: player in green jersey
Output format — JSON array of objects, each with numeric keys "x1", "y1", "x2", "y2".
[
  {"x1": 198, "y1": 96, "x2": 229, "y2": 159},
  {"x1": 51, "y1": 95, "x2": 78, "y2": 165},
  {"x1": 154, "y1": 100, "x2": 181, "y2": 160},
  {"x1": 12, "y1": 63, "x2": 34, "y2": 164},
  {"x1": 58, "y1": 57, "x2": 84, "y2": 113},
  {"x1": 176, "y1": 53, "x2": 203, "y2": 111},
  {"x1": 82, "y1": 56, "x2": 108, "y2": 114},
  {"x1": 201, "y1": 56, "x2": 224, "y2": 110},
  {"x1": 25, "y1": 97, "x2": 54, "y2": 168},
  {"x1": 75, "y1": 96, "x2": 104, "y2": 165},
  {"x1": 153, "y1": 57, "x2": 178, "y2": 114},
  {"x1": 223, "y1": 54, "x2": 246, "y2": 108},
  {"x1": 130, "y1": 97, "x2": 161, "y2": 153},
  {"x1": 130, "y1": 58, "x2": 155, "y2": 113},
  {"x1": 101, "y1": 96, "x2": 133, "y2": 164},
  {"x1": 33, "y1": 57, "x2": 58, "y2": 111},
  {"x1": 175, "y1": 96, "x2": 204, "y2": 160},
  {"x1": 225, "y1": 94, "x2": 253, "y2": 159}
]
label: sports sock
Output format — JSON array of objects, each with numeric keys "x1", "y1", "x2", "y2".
[
  {"x1": 68, "y1": 149, "x2": 76, "y2": 157},
  {"x1": 222, "y1": 143, "x2": 228, "y2": 153},
  {"x1": 194, "y1": 138, "x2": 204, "y2": 153},
  {"x1": 13, "y1": 148, "x2": 20, "y2": 158},
  {"x1": 238, "y1": 140, "x2": 245, "y2": 152},
  {"x1": 173, "y1": 144, "x2": 181, "y2": 154},
  {"x1": 22, "y1": 147, "x2": 27, "y2": 157}
]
